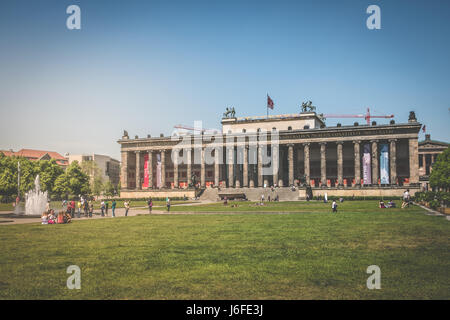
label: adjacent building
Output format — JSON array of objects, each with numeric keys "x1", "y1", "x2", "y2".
[
  {"x1": 0, "y1": 148, "x2": 69, "y2": 168},
  {"x1": 67, "y1": 154, "x2": 120, "y2": 186},
  {"x1": 418, "y1": 134, "x2": 449, "y2": 191}
]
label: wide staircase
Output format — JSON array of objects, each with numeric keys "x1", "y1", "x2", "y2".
[{"x1": 199, "y1": 187, "x2": 300, "y2": 202}]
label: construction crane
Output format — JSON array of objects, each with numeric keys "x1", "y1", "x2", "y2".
[
  {"x1": 322, "y1": 108, "x2": 394, "y2": 125},
  {"x1": 173, "y1": 124, "x2": 218, "y2": 134}
]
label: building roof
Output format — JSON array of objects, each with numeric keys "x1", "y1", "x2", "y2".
[
  {"x1": 0, "y1": 148, "x2": 68, "y2": 166},
  {"x1": 419, "y1": 134, "x2": 449, "y2": 147}
]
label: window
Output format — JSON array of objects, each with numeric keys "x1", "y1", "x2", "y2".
[{"x1": 288, "y1": 126, "x2": 292, "y2": 130}]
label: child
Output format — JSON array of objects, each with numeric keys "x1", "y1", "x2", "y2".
[{"x1": 41, "y1": 212, "x2": 48, "y2": 225}]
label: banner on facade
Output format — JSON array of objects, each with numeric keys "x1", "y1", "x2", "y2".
[
  {"x1": 143, "y1": 153, "x2": 149, "y2": 188},
  {"x1": 379, "y1": 143, "x2": 389, "y2": 184},
  {"x1": 363, "y1": 143, "x2": 371, "y2": 185},
  {"x1": 156, "y1": 153, "x2": 161, "y2": 188}
]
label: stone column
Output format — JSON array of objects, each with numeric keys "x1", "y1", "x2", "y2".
[
  {"x1": 186, "y1": 148, "x2": 192, "y2": 186},
  {"x1": 288, "y1": 144, "x2": 294, "y2": 186},
  {"x1": 214, "y1": 148, "x2": 220, "y2": 187},
  {"x1": 257, "y1": 144, "x2": 263, "y2": 187},
  {"x1": 337, "y1": 142, "x2": 343, "y2": 187},
  {"x1": 173, "y1": 149, "x2": 179, "y2": 188},
  {"x1": 389, "y1": 139, "x2": 397, "y2": 185},
  {"x1": 120, "y1": 151, "x2": 129, "y2": 189},
  {"x1": 421, "y1": 154, "x2": 426, "y2": 168},
  {"x1": 148, "y1": 150, "x2": 153, "y2": 189},
  {"x1": 135, "y1": 151, "x2": 141, "y2": 190},
  {"x1": 228, "y1": 146, "x2": 234, "y2": 187},
  {"x1": 272, "y1": 144, "x2": 279, "y2": 187},
  {"x1": 409, "y1": 138, "x2": 419, "y2": 184},
  {"x1": 160, "y1": 150, "x2": 166, "y2": 188},
  {"x1": 243, "y1": 145, "x2": 249, "y2": 187},
  {"x1": 200, "y1": 147, "x2": 206, "y2": 188},
  {"x1": 320, "y1": 142, "x2": 327, "y2": 187},
  {"x1": 353, "y1": 141, "x2": 361, "y2": 187},
  {"x1": 371, "y1": 140, "x2": 378, "y2": 185},
  {"x1": 303, "y1": 143, "x2": 310, "y2": 185}
]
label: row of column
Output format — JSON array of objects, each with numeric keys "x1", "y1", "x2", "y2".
[{"x1": 121, "y1": 138, "x2": 418, "y2": 189}]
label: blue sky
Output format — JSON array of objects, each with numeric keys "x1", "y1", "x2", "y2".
[{"x1": 0, "y1": 0, "x2": 449, "y2": 160}]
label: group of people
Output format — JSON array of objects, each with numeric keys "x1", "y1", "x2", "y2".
[
  {"x1": 100, "y1": 200, "x2": 117, "y2": 217},
  {"x1": 378, "y1": 200, "x2": 397, "y2": 208},
  {"x1": 62, "y1": 198, "x2": 94, "y2": 218},
  {"x1": 41, "y1": 209, "x2": 72, "y2": 224}
]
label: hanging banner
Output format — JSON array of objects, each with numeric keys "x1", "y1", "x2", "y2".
[
  {"x1": 143, "y1": 153, "x2": 149, "y2": 188},
  {"x1": 156, "y1": 153, "x2": 161, "y2": 188},
  {"x1": 363, "y1": 144, "x2": 371, "y2": 185},
  {"x1": 379, "y1": 143, "x2": 389, "y2": 184}
]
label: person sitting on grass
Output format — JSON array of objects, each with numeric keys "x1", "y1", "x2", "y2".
[
  {"x1": 379, "y1": 200, "x2": 386, "y2": 208},
  {"x1": 57, "y1": 211, "x2": 64, "y2": 224},
  {"x1": 48, "y1": 210, "x2": 56, "y2": 224},
  {"x1": 387, "y1": 200, "x2": 396, "y2": 208},
  {"x1": 64, "y1": 212, "x2": 72, "y2": 223},
  {"x1": 41, "y1": 211, "x2": 48, "y2": 225}
]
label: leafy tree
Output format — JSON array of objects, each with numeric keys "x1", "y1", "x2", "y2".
[
  {"x1": 0, "y1": 154, "x2": 37, "y2": 201},
  {"x1": 103, "y1": 180, "x2": 115, "y2": 198},
  {"x1": 53, "y1": 174, "x2": 70, "y2": 199},
  {"x1": 36, "y1": 159, "x2": 64, "y2": 194},
  {"x1": 92, "y1": 176, "x2": 104, "y2": 198},
  {"x1": 430, "y1": 148, "x2": 450, "y2": 191},
  {"x1": 66, "y1": 161, "x2": 91, "y2": 196},
  {"x1": 53, "y1": 161, "x2": 90, "y2": 199}
]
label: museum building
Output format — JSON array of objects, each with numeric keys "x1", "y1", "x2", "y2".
[{"x1": 117, "y1": 109, "x2": 423, "y2": 199}]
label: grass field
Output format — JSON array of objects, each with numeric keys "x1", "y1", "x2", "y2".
[{"x1": 0, "y1": 201, "x2": 448, "y2": 299}]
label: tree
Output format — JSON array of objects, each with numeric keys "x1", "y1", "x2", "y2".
[
  {"x1": 0, "y1": 154, "x2": 37, "y2": 201},
  {"x1": 430, "y1": 148, "x2": 450, "y2": 191},
  {"x1": 103, "y1": 180, "x2": 115, "y2": 198},
  {"x1": 53, "y1": 161, "x2": 90, "y2": 199},
  {"x1": 92, "y1": 176, "x2": 104, "y2": 198},
  {"x1": 36, "y1": 159, "x2": 64, "y2": 194}
]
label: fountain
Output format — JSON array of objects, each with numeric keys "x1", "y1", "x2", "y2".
[{"x1": 24, "y1": 175, "x2": 48, "y2": 216}]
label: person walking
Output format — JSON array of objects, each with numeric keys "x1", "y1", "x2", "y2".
[
  {"x1": 166, "y1": 197, "x2": 171, "y2": 212},
  {"x1": 111, "y1": 199, "x2": 116, "y2": 217},
  {"x1": 124, "y1": 201, "x2": 130, "y2": 217},
  {"x1": 100, "y1": 200, "x2": 105, "y2": 217},
  {"x1": 332, "y1": 200, "x2": 338, "y2": 213},
  {"x1": 105, "y1": 200, "x2": 109, "y2": 216},
  {"x1": 147, "y1": 197, "x2": 153, "y2": 214},
  {"x1": 84, "y1": 200, "x2": 89, "y2": 217},
  {"x1": 76, "y1": 201, "x2": 80, "y2": 218}
]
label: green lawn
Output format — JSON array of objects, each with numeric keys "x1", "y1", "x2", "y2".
[{"x1": 0, "y1": 201, "x2": 448, "y2": 299}]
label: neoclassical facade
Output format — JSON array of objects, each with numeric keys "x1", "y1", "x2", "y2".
[{"x1": 118, "y1": 111, "x2": 422, "y2": 199}]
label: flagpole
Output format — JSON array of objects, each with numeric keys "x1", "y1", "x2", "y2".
[{"x1": 267, "y1": 94, "x2": 269, "y2": 119}]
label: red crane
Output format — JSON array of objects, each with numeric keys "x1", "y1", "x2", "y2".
[{"x1": 323, "y1": 108, "x2": 394, "y2": 125}]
